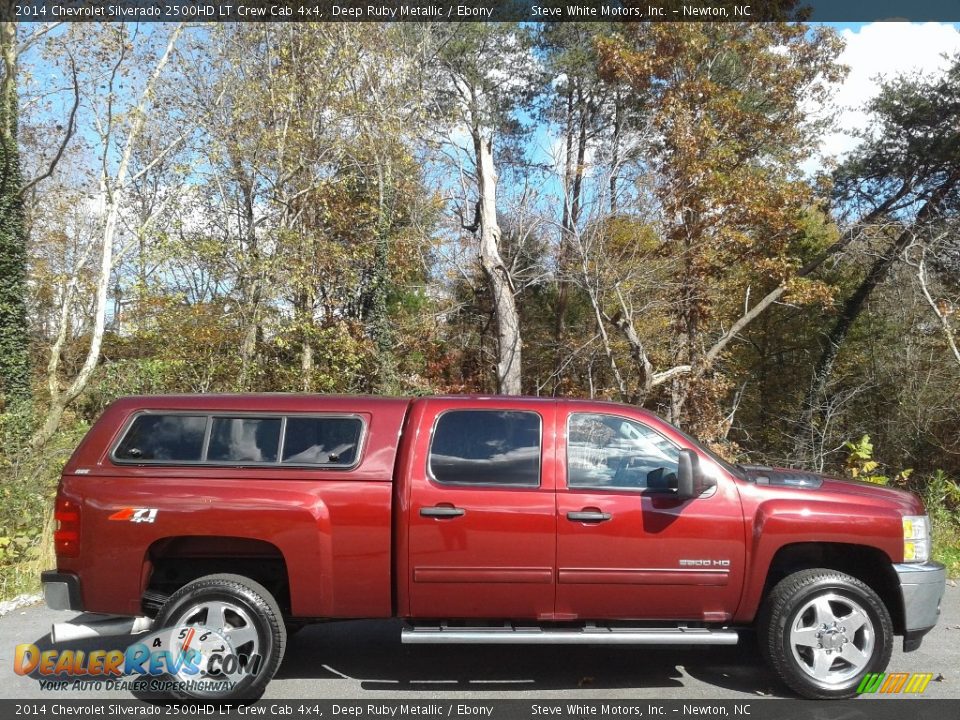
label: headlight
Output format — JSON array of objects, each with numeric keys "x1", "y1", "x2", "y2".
[{"x1": 902, "y1": 515, "x2": 930, "y2": 563}]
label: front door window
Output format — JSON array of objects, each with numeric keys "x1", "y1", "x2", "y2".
[{"x1": 567, "y1": 413, "x2": 680, "y2": 492}]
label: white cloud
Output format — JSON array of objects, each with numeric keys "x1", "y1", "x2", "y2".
[
  {"x1": 818, "y1": 22, "x2": 960, "y2": 162},
  {"x1": 543, "y1": 131, "x2": 600, "y2": 183}
]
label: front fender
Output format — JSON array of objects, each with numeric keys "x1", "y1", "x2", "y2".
[{"x1": 734, "y1": 498, "x2": 902, "y2": 623}]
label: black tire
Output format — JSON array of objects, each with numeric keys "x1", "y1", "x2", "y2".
[
  {"x1": 153, "y1": 573, "x2": 286, "y2": 702},
  {"x1": 758, "y1": 568, "x2": 893, "y2": 699}
]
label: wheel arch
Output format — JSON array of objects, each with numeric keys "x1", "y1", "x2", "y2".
[
  {"x1": 757, "y1": 542, "x2": 904, "y2": 635},
  {"x1": 142, "y1": 536, "x2": 291, "y2": 619}
]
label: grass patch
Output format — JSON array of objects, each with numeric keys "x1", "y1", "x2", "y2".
[
  {"x1": 0, "y1": 413, "x2": 86, "y2": 603},
  {"x1": 0, "y1": 561, "x2": 42, "y2": 601},
  {"x1": 0, "y1": 523, "x2": 52, "y2": 602},
  {"x1": 923, "y1": 470, "x2": 960, "y2": 578},
  {"x1": 933, "y1": 528, "x2": 960, "y2": 579}
]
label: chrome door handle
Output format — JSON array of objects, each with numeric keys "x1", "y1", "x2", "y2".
[
  {"x1": 567, "y1": 511, "x2": 612, "y2": 523},
  {"x1": 420, "y1": 506, "x2": 466, "y2": 518}
]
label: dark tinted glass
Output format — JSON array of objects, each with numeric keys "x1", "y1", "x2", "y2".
[
  {"x1": 429, "y1": 410, "x2": 541, "y2": 486},
  {"x1": 282, "y1": 417, "x2": 363, "y2": 466},
  {"x1": 208, "y1": 417, "x2": 281, "y2": 463},
  {"x1": 115, "y1": 415, "x2": 207, "y2": 461}
]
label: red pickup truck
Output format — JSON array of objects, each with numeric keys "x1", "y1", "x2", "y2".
[{"x1": 41, "y1": 395, "x2": 945, "y2": 701}]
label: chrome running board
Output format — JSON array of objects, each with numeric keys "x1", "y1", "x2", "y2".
[{"x1": 402, "y1": 623, "x2": 738, "y2": 645}]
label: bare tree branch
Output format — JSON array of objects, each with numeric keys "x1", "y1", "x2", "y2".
[
  {"x1": 21, "y1": 53, "x2": 78, "y2": 195},
  {"x1": 17, "y1": 21, "x2": 64, "y2": 56},
  {"x1": 917, "y1": 250, "x2": 960, "y2": 369}
]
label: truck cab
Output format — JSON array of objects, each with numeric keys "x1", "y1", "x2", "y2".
[{"x1": 398, "y1": 397, "x2": 744, "y2": 624}]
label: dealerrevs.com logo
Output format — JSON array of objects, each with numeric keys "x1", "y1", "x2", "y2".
[
  {"x1": 857, "y1": 672, "x2": 935, "y2": 694},
  {"x1": 13, "y1": 625, "x2": 260, "y2": 693}
]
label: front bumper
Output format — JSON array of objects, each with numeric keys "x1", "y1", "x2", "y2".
[
  {"x1": 41, "y1": 570, "x2": 84, "y2": 611},
  {"x1": 893, "y1": 561, "x2": 946, "y2": 651}
]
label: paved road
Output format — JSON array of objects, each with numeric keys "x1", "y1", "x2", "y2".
[{"x1": 1, "y1": 585, "x2": 958, "y2": 700}]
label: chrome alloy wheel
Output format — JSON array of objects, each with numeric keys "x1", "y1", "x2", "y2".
[
  {"x1": 789, "y1": 593, "x2": 875, "y2": 685},
  {"x1": 171, "y1": 600, "x2": 260, "y2": 685}
]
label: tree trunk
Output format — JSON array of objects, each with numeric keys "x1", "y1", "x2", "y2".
[
  {"x1": 570, "y1": 90, "x2": 589, "y2": 231},
  {"x1": 369, "y1": 159, "x2": 397, "y2": 393},
  {"x1": 552, "y1": 86, "x2": 576, "y2": 391},
  {"x1": 0, "y1": 11, "x2": 31, "y2": 408},
  {"x1": 300, "y1": 335, "x2": 313, "y2": 392},
  {"x1": 31, "y1": 24, "x2": 183, "y2": 449},
  {"x1": 474, "y1": 131, "x2": 521, "y2": 395},
  {"x1": 668, "y1": 229, "x2": 700, "y2": 426},
  {"x1": 294, "y1": 243, "x2": 314, "y2": 392},
  {"x1": 609, "y1": 92, "x2": 623, "y2": 215},
  {"x1": 237, "y1": 173, "x2": 261, "y2": 389},
  {"x1": 553, "y1": 86, "x2": 591, "y2": 392},
  {"x1": 32, "y1": 177, "x2": 120, "y2": 449}
]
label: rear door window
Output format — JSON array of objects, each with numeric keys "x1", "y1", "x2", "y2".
[
  {"x1": 114, "y1": 415, "x2": 207, "y2": 462},
  {"x1": 428, "y1": 410, "x2": 541, "y2": 486}
]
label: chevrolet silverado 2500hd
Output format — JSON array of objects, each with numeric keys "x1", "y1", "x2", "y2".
[{"x1": 41, "y1": 395, "x2": 946, "y2": 700}]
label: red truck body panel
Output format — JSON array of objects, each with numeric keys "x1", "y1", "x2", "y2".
[
  {"x1": 552, "y1": 400, "x2": 746, "y2": 622},
  {"x1": 733, "y1": 479, "x2": 913, "y2": 623},
  {"x1": 55, "y1": 394, "x2": 923, "y2": 625},
  {"x1": 58, "y1": 395, "x2": 409, "y2": 618},
  {"x1": 397, "y1": 397, "x2": 559, "y2": 620}
]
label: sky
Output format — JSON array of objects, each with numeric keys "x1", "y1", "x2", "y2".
[
  {"x1": 28, "y1": 21, "x2": 960, "y2": 174},
  {"x1": 815, "y1": 21, "x2": 960, "y2": 162},
  {"x1": 23, "y1": 20, "x2": 960, "y2": 232},
  {"x1": 526, "y1": 21, "x2": 960, "y2": 202}
]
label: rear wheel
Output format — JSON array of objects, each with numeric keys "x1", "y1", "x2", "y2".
[
  {"x1": 154, "y1": 573, "x2": 286, "y2": 701},
  {"x1": 759, "y1": 568, "x2": 892, "y2": 699}
]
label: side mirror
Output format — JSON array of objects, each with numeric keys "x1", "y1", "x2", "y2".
[{"x1": 677, "y1": 449, "x2": 715, "y2": 500}]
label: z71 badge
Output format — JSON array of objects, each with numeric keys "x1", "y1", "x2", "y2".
[{"x1": 108, "y1": 507, "x2": 158, "y2": 523}]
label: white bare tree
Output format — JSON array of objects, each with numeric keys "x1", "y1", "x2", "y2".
[{"x1": 32, "y1": 24, "x2": 185, "y2": 449}]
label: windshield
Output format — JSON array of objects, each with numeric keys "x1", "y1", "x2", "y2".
[{"x1": 662, "y1": 419, "x2": 747, "y2": 481}]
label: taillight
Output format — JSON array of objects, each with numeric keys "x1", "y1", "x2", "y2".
[{"x1": 54, "y1": 497, "x2": 80, "y2": 558}]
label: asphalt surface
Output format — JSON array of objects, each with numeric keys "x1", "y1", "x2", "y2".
[{"x1": 1, "y1": 584, "x2": 958, "y2": 700}]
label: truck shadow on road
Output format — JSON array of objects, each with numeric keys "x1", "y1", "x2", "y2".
[
  {"x1": 20, "y1": 616, "x2": 788, "y2": 698},
  {"x1": 277, "y1": 620, "x2": 789, "y2": 697}
]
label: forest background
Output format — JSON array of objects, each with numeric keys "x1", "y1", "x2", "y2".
[{"x1": 1, "y1": 17, "x2": 959, "y2": 599}]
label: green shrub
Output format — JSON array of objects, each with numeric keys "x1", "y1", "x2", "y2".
[
  {"x1": 0, "y1": 414, "x2": 89, "y2": 601},
  {"x1": 843, "y1": 434, "x2": 913, "y2": 486},
  {"x1": 921, "y1": 470, "x2": 960, "y2": 578}
]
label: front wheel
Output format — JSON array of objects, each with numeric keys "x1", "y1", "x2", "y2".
[
  {"x1": 153, "y1": 573, "x2": 286, "y2": 701},
  {"x1": 759, "y1": 568, "x2": 893, "y2": 699}
]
